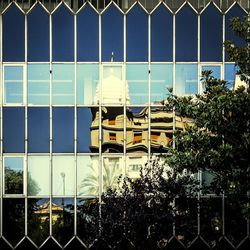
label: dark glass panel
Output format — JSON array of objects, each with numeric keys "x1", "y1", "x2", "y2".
[
  {"x1": 52, "y1": 4, "x2": 74, "y2": 61},
  {"x1": 52, "y1": 107, "x2": 74, "y2": 153},
  {"x1": 3, "y1": 4, "x2": 25, "y2": 61},
  {"x1": 77, "y1": 107, "x2": 99, "y2": 153},
  {"x1": 102, "y1": 4, "x2": 123, "y2": 62},
  {"x1": 52, "y1": 198, "x2": 74, "y2": 246},
  {"x1": 28, "y1": 108, "x2": 50, "y2": 153},
  {"x1": 40, "y1": 238, "x2": 61, "y2": 250},
  {"x1": 175, "y1": 4, "x2": 197, "y2": 62},
  {"x1": 77, "y1": 3, "x2": 99, "y2": 61},
  {"x1": 2, "y1": 199, "x2": 25, "y2": 245},
  {"x1": 126, "y1": 4, "x2": 148, "y2": 62},
  {"x1": 3, "y1": 107, "x2": 25, "y2": 153},
  {"x1": 27, "y1": 4, "x2": 49, "y2": 62},
  {"x1": 151, "y1": 4, "x2": 173, "y2": 62},
  {"x1": 225, "y1": 63, "x2": 237, "y2": 89},
  {"x1": 64, "y1": 238, "x2": 85, "y2": 249},
  {"x1": 15, "y1": 238, "x2": 37, "y2": 250}
]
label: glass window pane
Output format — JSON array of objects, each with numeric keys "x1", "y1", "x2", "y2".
[
  {"x1": 126, "y1": 107, "x2": 148, "y2": 153},
  {"x1": 3, "y1": 5, "x2": 25, "y2": 61},
  {"x1": 151, "y1": 64, "x2": 173, "y2": 103},
  {"x1": 27, "y1": 4, "x2": 49, "y2": 62},
  {"x1": 28, "y1": 64, "x2": 50, "y2": 105},
  {"x1": 77, "y1": 64, "x2": 99, "y2": 105},
  {"x1": 77, "y1": 4, "x2": 98, "y2": 61},
  {"x1": 52, "y1": 107, "x2": 74, "y2": 153},
  {"x1": 225, "y1": 64, "x2": 238, "y2": 89},
  {"x1": 126, "y1": 64, "x2": 148, "y2": 105},
  {"x1": 52, "y1": 156, "x2": 75, "y2": 196},
  {"x1": 3, "y1": 107, "x2": 25, "y2": 153},
  {"x1": 201, "y1": 65, "x2": 221, "y2": 79},
  {"x1": 151, "y1": 4, "x2": 173, "y2": 62},
  {"x1": 28, "y1": 107, "x2": 50, "y2": 153},
  {"x1": 77, "y1": 107, "x2": 99, "y2": 153},
  {"x1": 77, "y1": 155, "x2": 99, "y2": 196},
  {"x1": 4, "y1": 157, "x2": 24, "y2": 194},
  {"x1": 52, "y1": 64, "x2": 75, "y2": 105},
  {"x1": 52, "y1": 4, "x2": 74, "y2": 61},
  {"x1": 175, "y1": 64, "x2": 198, "y2": 95},
  {"x1": 176, "y1": 4, "x2": 197, "y2": 62},
  {"x1": 103, "y1": 156, "x2": 123, "y2": 192},
  {"x1": 102, "y1": 4, "x2": 123, "y2": 62},
  {"x1": 126, "y1": 4, "x2": 148, "y2": 62},
  {"x1": 126, "y1": 155, "x2": 147, "y2": 179},
  {"x1": 4, "y1": 66, "x2": 23, "y2": 104},
  {"x1": 28, "y1": 156, "x2": 50, "y2": 196}
]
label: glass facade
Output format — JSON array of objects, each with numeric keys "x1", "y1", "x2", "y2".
[{"x1": 0, "y1": 0, "x2": 247, "y2": 248}]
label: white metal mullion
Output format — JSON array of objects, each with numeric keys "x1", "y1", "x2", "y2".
[
  {"x1": 148, "y1": 12, "x2": 151, "y2": 157},
  {"x1": 0, "y1": 10, "x2": 2, "y2": 238},
  {"x1": 222, "y1": 12, "x2": 225, "y2": 80}
]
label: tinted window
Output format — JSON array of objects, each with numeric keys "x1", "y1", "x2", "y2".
[
  {"x1": 77, "y1": 4, "x2": 99, "y2": 61},
  {"x1": 3, "y1": 4, "x2": 25, "y2": 61},
  {"x1": 3, "y1": 107, "x2": 25, "y2": 153},
  {"x1": 126, "y1": 4, "x2": 148, "y2": 61},
  {"x1": 151, "y1": 4, "x2": 173, "y2": 62},
  {"x1": 28, "y1": 107, "x2": 50, "y2": 153},
  {"x1": 27, "y1": 4, "x2": 49, "y2": 62},
  {"x1": 52, "y1": 107, "x2": 74, "y2": 153},
  {"x1": 225, "y1": 64, "x2": 237, "y2": 89}
]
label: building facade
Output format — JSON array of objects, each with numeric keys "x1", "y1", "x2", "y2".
[{"x1": 0, "y1": 0, "x2": 248, "y2": 249}]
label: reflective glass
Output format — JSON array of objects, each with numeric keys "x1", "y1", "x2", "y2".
[
  {"x1": 3, "y1": 5, "x2": 25, "y2": 61},
  {"x1": 102, "y1": 4, "x2": 123, "y2": 61},
  {"x1": 3, "y1": 107, "x2": 25, "y2": 153},
  {"x1": 200, "y1": 4, "x2": 222, "y2": 62},
  {"x1": 77, "y1": 4, "x2": 99, "y2": 61},
  {"x1": 52, "y1": 156, "x2": 75, "y2": 196},
  {"x1": 126, "y1": 64, "x2": 148, "y2": 105},
  {"x1": 52, "y1": 64, "x2": 75, "y2": 105},
  {"x1": 28, "y1": 156, "x2": 50, "y2": 196},
  {"x1": 103, "y1": 156, "x2": 123, "y2": 192},
  {"x1": 77, "y1": 107, "x2": 99, "y2": 153},
  {"x1": 102, "y1": 107, "x2": 124, "y2": 153},
  {"x1": 4, "y1": 66, "x2": 23, "y2": 104},
  {"x1": 151, "y1": 4, "x2": 173, "y2": 62},
  {"x1": 77, "y1": 155, "x2": 99, "y2": 196},
  {"x1": 201, "y1": 66, "x2": 221, "y2": 79},
  {"x1": 4, "y1": 157, "x2": 24, "y2": 194},
  {"x1": 27, "y1": 4, "x2": 49, "y2": 62},
  {"x1": 126, "y1": 4, "x2": 148, "y2": 61},
  {"x1": 28, "y1": 64, "x2": 50, "y2": 105},
  {"x1": 151, "y1": 64, "x2": 173, "y2": 103},
  {"x1": 52, "y1": 4, "x2": 74, "y2": 61},
  {"x1": 28, "y1": 108, "x2": 50, "y2": 153},
  {"x1": 175, "y1": 64, "x2": 198, "y2": 95},
  {"x1": 176, "y1": 4, "x2": 197, "y2": 62},
  {"x1": 151, "y1": 107, "x2": 173, "y2": 153},
  {"x1": 126, "y1": 155, "x2": 147, "y2": 179},
  {"x1": 52, "y1": 107, "x2": 74, "y2": 153},
  {"x1": 77, "y1": 64, "x2": 99, "y2": 105},
  {"x1": 3, "y1": 199, "x2": 25, "y2": 245},
  {"x1": 126, "y1": 107, "x2": 148, "y2": 153},
  {"x1": 225, "y1": 64, "x2": 237, "y2": 89}
]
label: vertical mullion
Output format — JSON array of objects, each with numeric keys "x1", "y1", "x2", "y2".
[{"x1": 222, "y1": 13, "x2": 225, "y2": 80}]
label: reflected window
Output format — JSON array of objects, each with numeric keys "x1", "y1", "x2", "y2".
[
  {"x1": 176, "y1": 4, "x2": 197, "y2": 62},
  {"x1": 77, "y1": 107, "x2": 99, "y2": 153},
  {"x1": 4, "y1": 65, "x2": 23, "y2": 104},
  {"x1": 126, "y1": 155, "x2": 147, "y2": 179},
  {"x1": 151, "y1": 4, "x2": 173, "y2": 62},
  {"x1": 175, "y1": 64, "x2": 198, "y2": 95},
  {"x1": 126, "y1": 64, "x2": 148, "y2": 105},
  {"x1": 102, "y1": 107, "x2": 124, "y2": 153},
  {"x1": 28, "y1": 156, "x2": 50, "y2": 196},
  {"x1": 225, "y1": 64, "x2": 238, "y2": 89},
  {"x1": 103, "y1": 157, "x2": 123, "y2": 192},
  {"x1": 3, "y1": 107, "x2": 25, "y2": 153},
  {"x1": 28, "y1": 64, "x2": 50, "y2": 105},
  {"x1": 3, "y1": 4, "x2": 25, "y2": 62},
  {"x1": 52, "y1": 64, "x2": 75, "y2": 105},
  {"x1": 151, "y1": 64, "x2": 173, "y2": 103},
  {"x1": 27, "y1": 4, "x2": 49, "y2": 62},
  {"x1": 77, "y1": 155, "x2": 99, "y2": 196},
  {"x1": 126, "y1": 4, "x2": 148, "y2": 62},
  {"x1": 77, "y1": 4, "x2": 99, "y2": 61},
  {"x1": 4, "y1": 157, "x2": 24, "y2": 194},
  {"x1": 52, "y1": 156, "x2": 75, "y2": 196},
  {"x1": 52, "y1": 4, "x2": 74, "y2": 61}
]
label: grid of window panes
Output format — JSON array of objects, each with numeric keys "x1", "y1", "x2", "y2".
[{"x1": 0, "y1": 1, "x2": 247, "y2": 249}]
